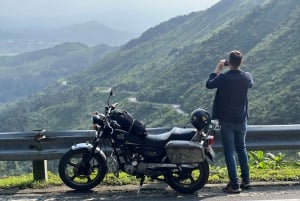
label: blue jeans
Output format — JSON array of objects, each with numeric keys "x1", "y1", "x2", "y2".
[{"x1": 220, "y1": 121, "x2": 250, "y2": 186}]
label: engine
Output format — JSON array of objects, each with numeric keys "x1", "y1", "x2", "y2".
[{"x1": 123, "y1": 153, "x2": 147, "y2": 175}]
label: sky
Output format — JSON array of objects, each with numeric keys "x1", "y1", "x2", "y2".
[{"x1": 0, "y1": 0, "x2": 219, "y2": 33}]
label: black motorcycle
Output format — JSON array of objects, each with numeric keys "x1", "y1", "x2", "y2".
[{"x1": 58, "y1": 88, "x2": 216, "y2": 194}]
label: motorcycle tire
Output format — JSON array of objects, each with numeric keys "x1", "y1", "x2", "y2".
[
  {"x1": 165, "y1": 161, "x2": 209, "y2": 194},
  {"x1": 58, "y1": 148, "x2": 107, "y2": 191}
]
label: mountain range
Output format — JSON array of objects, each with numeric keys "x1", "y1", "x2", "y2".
[
  {"x1": 0, "y1": 21, "x2": 135, "y2": 55},
  {"x1": 0, "y1": 0, "x2": 299, "y2": 132}
]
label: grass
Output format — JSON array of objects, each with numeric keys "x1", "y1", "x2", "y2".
[
  {"x1": 0, "y1": 172, "x2": 62, "y2": 189},
  {"x1": 1, "y1": 164, "x2": 300, "y2": 189},
  {"x1": 209, "y1": 164, "x2": 300, "y2": 184}
]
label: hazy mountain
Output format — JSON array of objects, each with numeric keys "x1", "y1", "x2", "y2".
[
  {"x1": 0, "y1": 21, "x2": 136, "y2": 55},
  {"x1": 29, "y1": 21, "x2": 136, "y2": 46},
  {"x1": 0, "y1": 0, "x2": 299, "y2": 132},
  {"x1": 0, "y1": 30, "x2": 24, "y2": 40},
  {"x1": 50, "y1": 21, "x2": 136, "y2": 46}
]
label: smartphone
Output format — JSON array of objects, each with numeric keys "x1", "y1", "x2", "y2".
[{"x1": 224, "y1": 60, "x2": 229, "y2": 66}]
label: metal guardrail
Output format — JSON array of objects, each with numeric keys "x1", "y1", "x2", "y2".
[
  {"x1": 0, "y1": 125, "x2": 300, "y2": 180},
  {"x1": 214, "y1": 124, "x2": 300, "y2": 151},
  {"x1": 0, "y1": 130, "x2": 96, "y2": 161},
  {"x1": 0, "y1": 130, "x2": 96, "y2": 181},
  {"x1": 1, "y1": 125, "x2": 300, "y2": 161}
]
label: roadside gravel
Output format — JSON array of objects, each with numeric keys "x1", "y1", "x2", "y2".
[{"x1": 1, "y1": 181, "x2": 300, "y2": 201}]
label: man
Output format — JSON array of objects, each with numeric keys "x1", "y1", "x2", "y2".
[{"x1": 206, "y1": 50, "x2": 254, "y2": 193}]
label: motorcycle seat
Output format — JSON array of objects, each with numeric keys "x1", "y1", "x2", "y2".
[{"x1": 144, "y1": 127, "x2": 196, "y2": 147}]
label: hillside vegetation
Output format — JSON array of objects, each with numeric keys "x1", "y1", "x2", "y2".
[
  {"x1": 0, "y1": 43, "x2": 116, "y2": 103},
  {"x1": 0, "y1": 0, "x2": 299, "y2": 132}
]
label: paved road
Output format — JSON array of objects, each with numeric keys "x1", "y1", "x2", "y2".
[{"x1": 0, "y1": 182, "x2": 300, "y2": 201}]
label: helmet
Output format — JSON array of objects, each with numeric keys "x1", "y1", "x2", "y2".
[{"x1": 190, "y1": 108, "x2": 211, "y2": 130}]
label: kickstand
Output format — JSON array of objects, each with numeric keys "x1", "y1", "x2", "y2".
[{"x1": 137, "y1": 176, "x2": 145, "y2": 195}]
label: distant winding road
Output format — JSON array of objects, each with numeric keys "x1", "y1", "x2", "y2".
[
  {"x1": 128, "y1": 97, "x2": 188, "y2": 115},
  {"x1": 97, "y1": 87, "x2": 188, "y2": 115}
]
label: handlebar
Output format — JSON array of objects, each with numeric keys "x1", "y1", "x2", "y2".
[{"x1": 105, "y1": 102, "x2": 118, "y2": 115}]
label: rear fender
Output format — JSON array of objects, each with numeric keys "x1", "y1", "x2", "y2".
[{"x1": 204, "y1": 145, "x2": 216, "y2": 164}]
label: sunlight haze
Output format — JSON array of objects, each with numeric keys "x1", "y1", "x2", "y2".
[{"x1": 0, "y1": 0, "x2": 219, "y2": 33}]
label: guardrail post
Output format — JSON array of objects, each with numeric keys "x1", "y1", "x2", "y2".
[{"x1": 32, "y1": 160, "x2": 48, "y2": 181}]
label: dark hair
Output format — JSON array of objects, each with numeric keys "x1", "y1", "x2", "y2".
[{"x1": 229, "y1": 50, "x2": 242, "y2": 69}]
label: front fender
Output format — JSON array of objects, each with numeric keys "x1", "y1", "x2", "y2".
[
  {"x1": 71, "y1": 143, "x2": 106, "y2": 161},
  {"x1": 71, "y1": 142, "x2": 93, "y2": 150}
]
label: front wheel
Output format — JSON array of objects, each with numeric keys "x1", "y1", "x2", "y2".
[
  {"x1": 58, "y1": 148, "x2": 107, "y2": 191},
  {"x1": 165, "y1": 161, "x2": 209, "y2": 194}
]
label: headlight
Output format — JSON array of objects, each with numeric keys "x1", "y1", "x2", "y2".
[{"x1": 92, "y1": 112, "x2": 105, "y2": 127}]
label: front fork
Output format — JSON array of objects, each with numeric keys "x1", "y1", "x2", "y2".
[{"x1": 71, "y1": 139, "x2": 107, "y2": 165}]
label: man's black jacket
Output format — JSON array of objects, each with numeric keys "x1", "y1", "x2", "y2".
[{"x1": 206, "y1": 69, "x2": 254, "y2": 124}]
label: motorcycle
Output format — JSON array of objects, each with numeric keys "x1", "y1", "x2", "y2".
[{"x1": 58, "y1": 88, "x2": 216, "y2": 194}]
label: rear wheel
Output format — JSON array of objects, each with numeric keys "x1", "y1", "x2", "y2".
[
  {"x1": 165, "y1": 161, "x2": 209, "y2": 194},
  {"x1": 58, "y1": 149, "x2": 107, "y2": 191}
]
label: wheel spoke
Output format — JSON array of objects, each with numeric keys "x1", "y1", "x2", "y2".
[
  {"x1": 92, "y1": 164, "x2": 99, "y2": 171},
  {"x1": 189, "y1": 175, "x2": 195, "y2": 183},
  {"x1": 67, "y1": 161, "x2": 77, "y2": 167},
  {"x1": 70, "y1": 175, "x2": 76, "y2": 181}
]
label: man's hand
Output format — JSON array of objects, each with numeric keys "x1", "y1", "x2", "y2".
[{"x1": 214, "y1": 60, "x2": 226, "y2": 74}]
